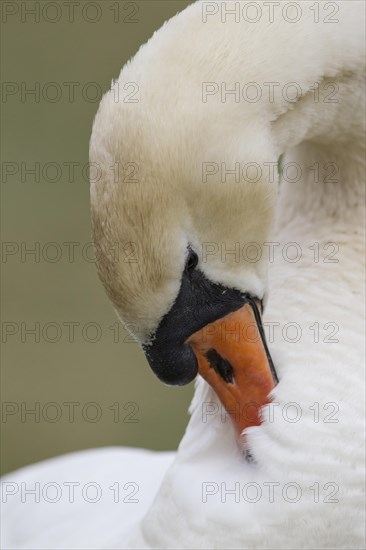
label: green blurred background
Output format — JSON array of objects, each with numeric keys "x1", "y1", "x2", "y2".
[{"x1": 1, "y1": 0, "x2": 194, "y2": 476}]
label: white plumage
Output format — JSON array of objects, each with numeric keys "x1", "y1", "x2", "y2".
[{"x1": 2, "y1": 1, "x2": 365, "y2": 548}]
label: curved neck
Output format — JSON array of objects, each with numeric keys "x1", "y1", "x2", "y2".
[
  {"x1": 179, "y1": 3, "x2": 365, "y2": 454},
  {"x1": 138, "y1": 4, "x2": 365, "y2": 545}
]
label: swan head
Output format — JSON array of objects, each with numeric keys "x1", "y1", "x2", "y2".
[{"x1": 90, "y1": 33, "x2": 279, "y2": 441}]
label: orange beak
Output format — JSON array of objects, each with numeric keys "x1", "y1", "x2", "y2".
[{"x1": 186, "y1": 302, "x2": 277, "y2": 445}]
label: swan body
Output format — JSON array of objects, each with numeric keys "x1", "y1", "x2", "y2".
[
  {"x1": 1, "y1": 449, "x2": 174, "y2": 549},
  {"x1": 2, "y1": 1, "x2": 365, "y2": 548}
]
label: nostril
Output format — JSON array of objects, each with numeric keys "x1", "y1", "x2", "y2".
[
  {"x1": 205, "y1": 349, "x2": 234, "y2": 384},
  {"x1": 185, "y1": 249, "x2": 199, "y2": 274}
]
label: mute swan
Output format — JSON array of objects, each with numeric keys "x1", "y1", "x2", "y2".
[{"x1": 2, "y1": 1, "x2": 365, "y2": 548}]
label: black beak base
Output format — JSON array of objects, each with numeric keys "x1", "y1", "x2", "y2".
[{"x1": 142, "y1": 269, "x2": 273, "y2": 386}]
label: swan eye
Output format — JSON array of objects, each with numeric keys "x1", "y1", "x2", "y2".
[{"x1": 185, "y1": 250, "x2": 198, "y2": 273}]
